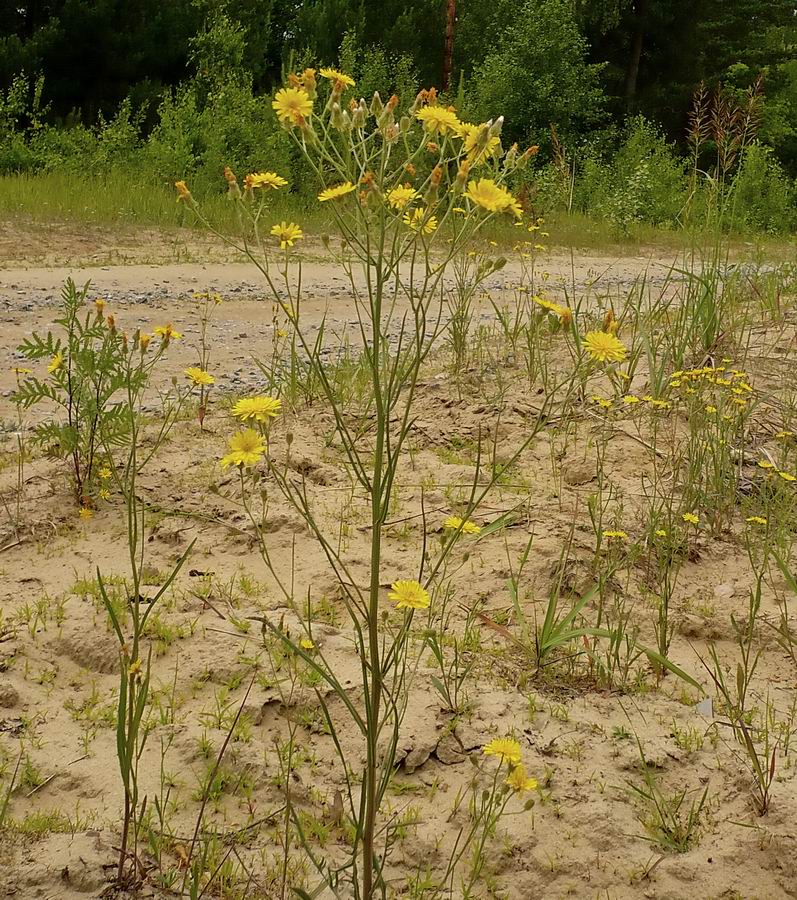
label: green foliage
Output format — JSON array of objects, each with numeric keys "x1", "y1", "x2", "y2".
[
  {"x1": 15, "y1": 279, "x2": 140, "y2": 504},
  {"x1": 728, "y1": 143, "x2": 796, "y2": 234},
  {"x1": 465, "y1": 0, "x2": 607, "y2": 145}
]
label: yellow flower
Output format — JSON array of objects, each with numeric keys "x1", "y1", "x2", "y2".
[
  {"x1": 99, "y1": 488, "x2": 110, "y2": 501},
  {"x1": 464, "y1": 178, "x2": 520, "y2": 216},
  {"x1": 602, "y1": 530, "x2": 629, "y2": 540},
  {"x1": 318, "y1": 67, "x2": 355, "y2": 88},
  {"x1": 583, "y1": 331, "x2": 627, "y2": 364},
  {"x1": 705, "y1": 405, "x2": 717, "y2": 414},
  {"x1": 593, "y1": 397, "x2": 613, "y2": 410},
  {"x1": 622, "y1": 395, "x2": 640, "y2": 405},
  {"x1": 458, "y1": 122, "x2": 501, "y2": 165},
  {"x1": 79, "y1": 507, "x2": 93, "y2": 520},
  {"x1": 388, "y1": 579, "x2": 430, "y2": 610},
  {"x1": 154, "y1": 323, "x2": 183, "y2": 341},
  {"x1": 757, "y1": 460, "x2": 775, "y2": 470},
  {"x1": 246, "y1": 171, "x2": 288, "y2": 190},
  {"x1": 443, "y1": 516, "x2": 481, "y2": 535},
  {"x1": 299, "y1": 638, "x2": 316, "y2": 650},
  {"x1": 47, "y1": 352, "x2": 64, "y2": 374},
  {"x1": 778, "y1": 471, "x2": 796, "y2": 482},
  {"x1": 99, "y1": 466, "x2": 112, "y2": 479},
  {"x1": 746, "y1": 516, "x2": 768, "y2": 526},
  {"x1": 776, "y1": 430, "x2": 794, "y2": 440},
  {"x1": 386, "y1": 185, "x2": 419, "y2": 210},
  {"x1": 139, "y1": 334, "x2": 151, "y2": 352},
  {"x1": 482, "y1": 737, "x2": 522, "y2": 766},
  {"x1": 403, "y1": 207, "x2": 438, "y2": 234},
  {"x1": 416, "y1": 105, "x2": 461, "y2": 134},
  {"x1": 318, "y1": 182, "x2": 356, "y2": 202},
  {"x1": 185, "y1": 367, "x2": 215, "y2": 386},
  {"x1": 272, "y1": 87, "x2": 313, "y2": 126},
  {"x1": 682, "y1": 512, "x2": 699, "y2": 526},
  {"x1": 232, "y1": 396, "x2": 282, "y2": 423},
  {"x1": 532, "y1": 296, "x2": 569, "y2": 320},
  {"x1": 654, "y1": 529, "x2": 667, "y2": 538},
  {"x1": 505, "y1": 763, "x2": 538, "y2": 793},
  {"x1": 175, "y1": 180, "x2": 192, "y2": 203},
  {"x1": 220, "y1": 429, "x2": 266, "y2": 469},
  {"x1": 270, "y1": 221, "x2": 303, "y2": 248}
]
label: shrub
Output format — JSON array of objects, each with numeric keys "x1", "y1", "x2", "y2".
[
  {"x1": 465, "y1": 0, "x2": 606, "y2": 146},
  {"x1": 729, "y1": 143, "x2": 796, "y2": 234}
]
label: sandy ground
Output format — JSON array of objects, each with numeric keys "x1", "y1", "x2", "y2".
[{"x1": 0, "y1": 221, "x2": 796, "y2": 899}]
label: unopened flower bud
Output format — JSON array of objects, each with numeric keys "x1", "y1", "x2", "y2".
[
  {"x1": 399, "y1": 115, "x2": 411, "y2": 133},
  {"x1": 454, "y1": 159, "x2": 471, "y2": 192},
  {"x1": 489, "y1": 116, "x2": 504, "y2": 138},
  {"x1": 95, "y1": 298, "x2": 105, "y2": 317},
  {"x1": 302, "y1": 68, "x2": 317, "y2": 100},
  {"x1": 370, "y1": 92, "x2": 384, "y2": 117}
]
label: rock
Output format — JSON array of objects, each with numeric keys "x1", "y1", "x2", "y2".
[
  {"x1": 55, "y1": 622, "x2": 119, "y2": 674},
  {"x1": 563, "y1": 458, "x2": 596, "y2": 486},
  {"x1": 0, "y1": 684, "x2": 19, "y2": 708}
]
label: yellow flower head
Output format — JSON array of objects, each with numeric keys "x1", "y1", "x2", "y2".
[
  {"x1": 319, "y1": 67, "x2": 355, "y2": 88},
  {"x1": 778, "y1": 471, "x2": 796, "y2": 482},
  {"x1": 464, "y1": 178, "x2": 520, "y2": 216},
  {"x1": 654, "y1": 528, "x2": 667, "y2": 538},
  {"x1": 99, "y1": 466, "x2": 112, "y2": 480},
  {"x1": 602, "y1": 530, "x2": 629, "y2": 540},
  {"x1": 388, "y1": 579, "x2": 430, "y2": 610},
  {"x1": 270, "y1": 221, "x2": 303, "y2": 248},
  {"x1": 139, "y1": 334, "x2": 151, "y2": 352},
  {"x1": 246, "y1": 171, "x2": 288, "y2": 191},
  {"x1": 416, "y1": 105, "x2": 461, "y2": 134},
  {"x1": 318, "y1": 182, "x2": 357, "y2": 202},
  {"x1": 386, "y1": 185, "x2": 419, "y2": 210},
  {"x1": 299, "y1": 638, "x2": 316, "y2": 650},
  {"x1": 403, "y1": 207, "x2": 438, "y2": 234},
  {"x1": 48, "y1": 352, "x2": 64, "y2": 374},
  {"x1": 746, "y1": 516, "x2": 768, "y2": 526},
  {"x1": 79, "y1": 507, "x2": 93, "y2": 520},
  {"x1": 458, "y1": 122, "x2": 501, "y2": 166},
  {"x1": 583, "y1": 331, "x2": 627, "y2": 364},
  {"x1": 505, "y1": 763, "x2": 538, "y2": 793},
  {"x1": 99, "y1": 488, "x2": 111, "y2": 501},
  {"x1": 220, "y1": 429, "x2": 266, "y2": 469},
  {"x1": 757, "y1": 460, "x2": 775, "y2": 470},
  {"x1": 154, "y1": 323, "x2": 183, "y2": 341},
  {"x1": 443, "y1": 516, "x2": 481, "y2": 535},
  {"x1": 682, "y1": 512, "x2": 699, "y2": 526},
  {"x1": 272, "y1": 87, "x2": 313, "y2": 126},
  {"x1": 232, "y1": 395, "x2": 282, "y2": 423},
  {"x1": 482, "y1": 737, "x2": 522, "y2": 766},
  {"x1": 185, "y1": 367, "x2": 215, "y2": 386},
  {"x1": 622, "y1": 395, "x2": 640, "y2": 405},
  {"x1": 175, "y1": 180, "x2": 192, "y2": 203}
]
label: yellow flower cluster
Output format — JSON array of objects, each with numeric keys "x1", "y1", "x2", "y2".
[{"x1": 482, "y1": 737, "x2": 538, "y2": 793}]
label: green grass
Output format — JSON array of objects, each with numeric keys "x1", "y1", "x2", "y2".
[
  {"x1": 0, "y1": 169, "x2": 319, "y2": 232},
  {"x1": 0, "y1": 169, "x2": 792, "y2": 260}
]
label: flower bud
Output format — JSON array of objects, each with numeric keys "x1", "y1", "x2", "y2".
[
  {"x1": 370, "y1": 92, "x2": 384, "y2": 117},
  {"x1": 399, "y1": 115, "x2": 411, "y2": 134},
  {"x1": 302, "y1": 68, "x2": 317, "y2": 100},
  {"x1": 489, "y1": 116, "x2": 504, "y2": 138},
  {"x1": 454, "y1": 159, "x2": 471, "y2": 192}
]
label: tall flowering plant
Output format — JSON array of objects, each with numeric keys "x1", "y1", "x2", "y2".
[{"x1": 180, "y1": 70, "x2": 537, "y2": 897}]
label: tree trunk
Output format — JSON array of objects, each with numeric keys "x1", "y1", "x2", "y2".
[
  {"x1": 624, "y1": 0, "x2": 647, "y2": 108},
  {"x1": 442, "y1": 0, "x2": 456, "y2": 93}
]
